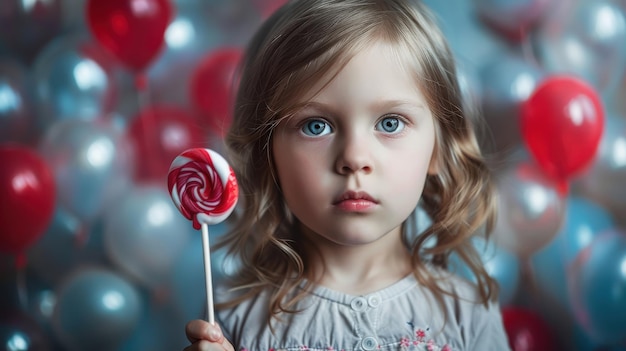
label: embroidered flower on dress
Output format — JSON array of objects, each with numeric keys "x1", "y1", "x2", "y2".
[
  {"x1": 415, "y1": 329, "x2": 426, "y2": 342},
  {"x1": 400, "y1": 338, "x2": 410, "y2": 348}
]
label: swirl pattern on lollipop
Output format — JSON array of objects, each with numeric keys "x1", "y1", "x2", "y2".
[{"x1": 168, "y1": 148, "x2": 238, "y2": 229}]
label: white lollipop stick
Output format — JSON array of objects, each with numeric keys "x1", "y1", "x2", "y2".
[
  {"x1": 167, "y1": 148, "x2": 239, "y2": 325},
  {"x1": 201, "y1": 223, "x2": 215, "y2": 323}
]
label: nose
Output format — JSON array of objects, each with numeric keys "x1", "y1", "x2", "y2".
[{"x1": 334, "y1": 133, "x2": 373, "y2": 175}]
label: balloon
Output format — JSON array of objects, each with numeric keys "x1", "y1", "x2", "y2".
[
  {"x1": 119, "y1": 291, "x2": 188, "y2": 351},
  {"x1": 473, "y1": 0, "x2": 552, "y2": 41},
  {"x1": 456, "y1": 58, "x2": 483, "y2": 118},
  {"x1": 127, "y1": 105, "x2": 205, "y2": 183},
  {"x1": 569, "y1": 229, "x2": 626, "y2": 345},
  {"x1": 422, "y1": 0, "x2": 506, "y2": 64},
  {"x1": 0, "y1": 145, "x2": 55, "y2": 256},
  {"x1": 493, "y1": 160, "x2": 566, "y2": 258},
  {"x1": 531, "y1": 196, "x2": 614, "y2": 304},
  {"x1": 576, "y1": 114, "x2": 626, "y2": 225},
  {"x1": 86, "y1": 0, "x2": 173, "y2": 72},
  {"x1": 169, "y1": 221, "x2": 232, "y2": 321},
  {"x1": 520, "y1": 75, "x2": 604, "y2": 182},
  {"x1": 449, "y1": 237, "x2": 521, "y2": 306},
  {"x1": 531, "y1": 0, "x2": 626, "y2": 94},
  {"x1": 479, "y1": 49, "x2": 545, "y2": 158},
  {"x1": 251, "y1": 0, "x2": 288, "y2": 19},
  {"x1": 39, "y1": 119, "x2": 134, "y2": 222},
  {"x1": 502, "y1": 306, "x2": 560, "y2": 351},
  {"x1": 146, "y1": 1, "x2": 222, "y2": 106},
  {"x1": 0, "y1": 309, "x2": 51, "y2": 351},
  {"x1": 27, "y1": 208, "x2": 108, "y2": 285},
  {"x1": 52, "y1": 267, "x2": 142, "y2": 351},
  {"x1": 190, "y1": 47, "x2": 243, "y2": 136},
  {"x1": 31, "y1": 33, "x2": 118, "y2": 132},
  {"x1": 0, "y1": 58, "x2": 38, "y2": 145},
  {"x1": 0, "y1": 0, "x2": 62, "y2": 64},
  {"x1": 103, "y1": 185, "x2": 190, "y2": 288}
]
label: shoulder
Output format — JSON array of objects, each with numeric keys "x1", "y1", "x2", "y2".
[{"x1": 425, "y1": 266, "x2": 511, "y2": 351}]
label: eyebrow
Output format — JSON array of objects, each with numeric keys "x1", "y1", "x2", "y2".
[{"x1": 300, "y1": 99, "x2": 428, "y2": 113}]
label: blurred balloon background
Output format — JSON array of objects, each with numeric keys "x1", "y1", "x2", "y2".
[{"x1": 1, "y1": 0, "x2": 626, "y2": 350}]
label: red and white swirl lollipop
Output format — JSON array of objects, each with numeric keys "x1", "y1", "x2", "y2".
[{"x1": 167, "y1": 148, "x2": 238, "y2": 324}]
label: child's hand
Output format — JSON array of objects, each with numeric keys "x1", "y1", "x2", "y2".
[{"x1": 184, "y1": 319, "x2": 234, "y2": 351}]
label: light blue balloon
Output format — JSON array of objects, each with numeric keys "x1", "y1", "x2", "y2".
[
  {"x1": 103, "y1": 185, "x2": 191, "y2": 289},
  {"x1": 147, "y1": 1, "x2": 223, "y2": 106},
  {"x1": 449, "y1": 237, "x2": 521, "y2": 306},
  {"x1": 422, "y1": 0, "x2": 506, "y2": 64},
  {"x1": 531, "y1": 196, "x2": 614, "y2": 304},
  {"x1": 169, "y1": 221, "x2": 234, "y2": 321},
  {"x1": 27, "y1": 207, "x2": 109, "y2": 285},
  {"x1": 31, "y1": 33, "x2": 117, "y2": 131},
  {"x1": 118, "y1": 289, "x2": 188, "y2": 351},
  {"x1": 52, "y1": 267, "x2": 142, "y2": 351},
  {"x1": 0, "y1": 57, "x2": 37, "y2": 144},
  {"x1": 560, "y1": 197, "x2": 615, "y2": 263},
  {"x1": 39, "y1": 119, "x2": 134, "y2": 222},
  {"x1": 569, "y1": 230, "x2": 626, "y2": 345}
]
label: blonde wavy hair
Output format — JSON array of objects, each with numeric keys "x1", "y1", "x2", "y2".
[{"x1": 219, "y1": 0, "x2": 498, "y2": 322}]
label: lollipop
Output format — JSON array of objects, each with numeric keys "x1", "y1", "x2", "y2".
[{"x1": 168, "y1": 148, "x2": 238, "y2": 324}]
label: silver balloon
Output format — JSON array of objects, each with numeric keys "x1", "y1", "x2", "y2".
[
  {"x1": 0, "y1": 0, "x2": 62, "y2": 64},
  {"x1": 493, "y1": 160, "x2": 567, "y2": 258},
  {"x1": 39, "y1": 119, "x2": 134, "y2": 222},
  {"x1": 0, "y1": 57, "x2": 37, "y2": 144},
  {"x1": 479, "y1": 49, "x2": 545, "y2": 158},
  {"x1": 532, "y1": 0, "x2": 626, "y2": 94},
  {"x1": 103, "y1": 185, "x2": 191, "y2": 289},
  {"x1": 576, "y1": 114, "x2": 626, "y2": 224},
  {"x1": 31, "y1": 33, "x2": 118, "y2": 132},
  {"x1": 52, "y1": 267, "x2": 142, "y2": 351}
]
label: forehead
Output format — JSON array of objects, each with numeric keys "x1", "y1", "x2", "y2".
[{"x1": 296, "y1": 38, "x2": 425, "y2": 104}]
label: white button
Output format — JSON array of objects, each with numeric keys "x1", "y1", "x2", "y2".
[
  {"x1": 367, "y1": 294, "x2": 381, "y2": 308},
  {"x1": 362, "y1": 336, "x2": 377, "y2": 350},
  {"x1": 350, "y1": 297, "x2": 367, "y2": 311}
]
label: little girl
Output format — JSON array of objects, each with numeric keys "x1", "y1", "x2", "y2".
[{"x1": 184, "y1": 0, "x2": 510, "y2": 350}]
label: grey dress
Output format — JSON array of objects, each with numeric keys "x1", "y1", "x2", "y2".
[{"x1": 215, "y1": 267, "x2": 511, "y2": 351}]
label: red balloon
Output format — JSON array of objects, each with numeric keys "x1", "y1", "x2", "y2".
[
  {"x1": 502, "y1": 307, "x2": 559, "y2": 351},
  {"x1": 190, "y1": 47, "x2": 242, "y2": 136},
  {"x1": 251, "y1": 0, "x2": 288, "y2": 18},
  {"x1": 0, "y1": 145, "x2": 55, "y2": 255},
  {"x1": 128, "y1": 105, "x2": 205, "y2": 183},
  {"x1": 86, "y1": 0, "x2": 173, "y2": 72},
  {"x1": 521, "y1": 75, "x2": 604, "y2": 182}
]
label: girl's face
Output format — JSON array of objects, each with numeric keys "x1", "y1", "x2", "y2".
[{"x1": 272, "y1": 40, "x2": 437, "y2": 249}]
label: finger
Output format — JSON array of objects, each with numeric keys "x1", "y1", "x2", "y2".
[{"x1": 186, "y1": 320, "x2": 225, "y2": 343}]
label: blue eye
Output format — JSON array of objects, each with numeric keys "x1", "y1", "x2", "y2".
[
  {"x1": 302, "y1": 119, "x2": 332, "y2": 136},
  {"x1": 376, "y1": 116, "x2": 404, "y2": 133}
]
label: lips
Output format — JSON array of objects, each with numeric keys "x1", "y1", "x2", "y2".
[{"x1": 333, "y1": 191, "x2": 378, "y2": 206}]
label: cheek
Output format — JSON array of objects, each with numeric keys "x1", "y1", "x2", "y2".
[{"x1": 273, "y1": 144, "x2": 324, "y2": 195}]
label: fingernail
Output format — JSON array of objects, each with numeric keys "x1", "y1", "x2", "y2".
[{"x1": 208, "y1": 327, "x2": 222, "y2": 340}]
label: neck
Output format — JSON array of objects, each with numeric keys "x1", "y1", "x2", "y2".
[{"x1": 302, "y1": 228, "x2": 413, "y2": 296}]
